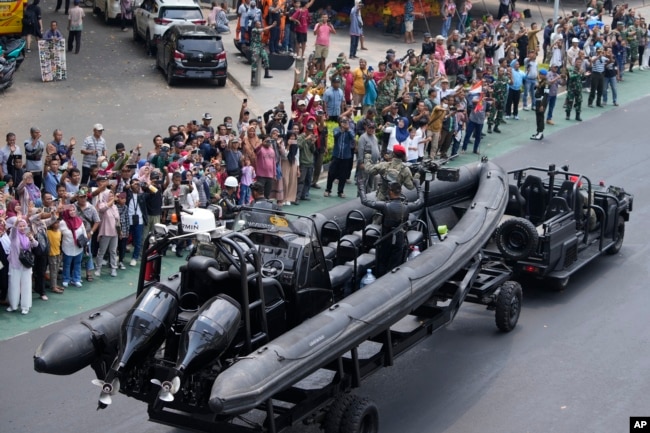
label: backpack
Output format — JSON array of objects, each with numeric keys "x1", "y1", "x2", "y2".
[{"x1": 22, "y1": 5, "x2": 37, "y2": 27}]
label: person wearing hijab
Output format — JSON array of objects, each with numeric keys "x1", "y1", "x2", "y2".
[
  {"x1": 6, "y1": 217, "x2": 39, "y2": 314},
  {"x1": 60, "y1": 206, "x2": 87, "y2": 288},
  {"x1": 5, "y1": 200, "x2": 20, "y2": 218},
  {"x1": 16, "y1": 171, "x2": 42, "y2": 214},
  {"x1": 137, "y1": 164, "x2": 151, "y2": 184},
  {"x1": 0, "y1": 219, "x2": 10, "y2": 305},
  {"x1": 383, "y1": 116, "x2": 410, "y2": 153},
  {"x1": 281, "y1": 130, "x2": 300, "y2": 205}
]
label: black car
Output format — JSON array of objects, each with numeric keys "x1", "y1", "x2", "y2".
[
  {"x1": 156, "y1": 25, "x2": 227, "y2": 87},
  {"x1": 486, "y1": 164, "x2": 633, "y2": 291}
]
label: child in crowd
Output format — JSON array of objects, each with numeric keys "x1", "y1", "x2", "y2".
[
  {"x1": 239, "y1": 156, "x2": 255, "y2": 205},
  {"x1": 47, "y1": 220, "x2": 63, "y2": 293}
]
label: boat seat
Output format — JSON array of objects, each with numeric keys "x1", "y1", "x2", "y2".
[
  {"x1": 505, "y1": 184, "x2": 526, "y2": 217},
  {"x1": 346, "y1": 253, "x2": 376, "y2": 276},
  {"x1": 322, "y1": 245, "x2": 336, "y2": 260},
  {"x1": 180, "y1": 256, "x2": 229, "y2": 305},
  {"x1": 329, "y1": 265, "x2": 354, "y2": 290},
  {"x1": 406, "y1": 230, "x2": 424, "y2": 247},
  {"x1": 363, "y1": 224, "x2": 382, "y2": 252},
  {"x1": 337, "y1": 234, "x2": 362, "y2": 264},
  {"x1": 520, "y1": 175, "x2": 548, "y2": 226}
]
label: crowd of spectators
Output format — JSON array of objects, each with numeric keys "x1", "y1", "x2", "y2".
[{"x1": 2, "y1": 1, "x2": 649, "y2": 315}]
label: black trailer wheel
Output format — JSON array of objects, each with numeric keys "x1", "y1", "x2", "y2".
[
  {"x1": 495, "y1": 217, "x2": 539, "y2": 261},
  {"x1": 339, "y1": 396, "x2": 379, "y2": 433},
  {"x1": 547, "y1": 276, "x2": 570, "y2": 292},
  {"x1": 606, "y1": 216, "x2": 625, "y2": 255},
  {"x1": 495, "y1": 281, "x2": 522, "y2": 332},
  {"x1": 323, "y1": 393, "x2": 358, "y2": 433}
]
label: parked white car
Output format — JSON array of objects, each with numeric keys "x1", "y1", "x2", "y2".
[
  {"x1": 93, "y1": 0, "x2": 124, "y2": 24},
  {"x1": 132, "y1": 0, "x2": 205, "y2": 54}
]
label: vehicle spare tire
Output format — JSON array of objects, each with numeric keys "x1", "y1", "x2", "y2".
[{"x1": 495, "y1": 217, "x2": 539, "y2": 261}]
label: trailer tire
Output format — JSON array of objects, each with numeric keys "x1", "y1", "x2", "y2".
[
  {"x1": 323, "y1": 393, "x2": 358, "y2": 433},
  {"x1": 495, "y1": 217, "x2": 538, "y2": 261},
  {"x1": 495, "y1": 281, "x2": 522, "y2": 332},
  {"x1": 606, "y1": 216, "x2": 625, "y2": 255},
  {"x1": 339, "y1": 396, "x2": 379, "y2": 433}
]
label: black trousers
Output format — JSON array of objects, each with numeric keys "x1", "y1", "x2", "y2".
[
  {"x1": 68, "y1": 30, "x2": 82, "y2": 53},
  {"x1": 505, "y1": 88, "x2": 521, "y2": 116},
  {"x1": 588, "y1": 72, "x2": 604, "y2": 106},
  {"x1": 33, "y1": 253, "x2": 47, "y2": 296},
  {"x1": 535, "y1": 105, "x2": 546, "y2": 134},
  {"x1": 325, "y1": 157, "x2": 351, "y2": 194},
  {"x1": 55, "y1": 0, "x2": 70, "y2": 13}
]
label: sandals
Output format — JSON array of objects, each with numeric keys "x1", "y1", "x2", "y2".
[
  {"x1": 86, "y1": 273, "x2": 94, "y2": 282},
  {"x1": 53, "y1": 287, "x2": 64, "y2": 294}
]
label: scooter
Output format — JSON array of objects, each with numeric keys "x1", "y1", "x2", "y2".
[
  {"x1": 0, "y1": 36, "x2": 26, "y2": 70},
  {"x1": 0, "y1": 56, "x2": 17, "y2": 92}
]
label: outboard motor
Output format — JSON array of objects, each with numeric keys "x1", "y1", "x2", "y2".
[
  {"x1": 150, "y1": 295, "x2": 241, "y2": 403},
  {"x1": 93, "y1": 284, "x2": 179, "y2": 408}
]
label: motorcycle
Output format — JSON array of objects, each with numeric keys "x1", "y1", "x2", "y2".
[
  {"x1": 0, "y1": 56, "x2": 17, "y2": 92},
  {"x1": 0, "y1": 36, "x2": 26, "y2": 70}
]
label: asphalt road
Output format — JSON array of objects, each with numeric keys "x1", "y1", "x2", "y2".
[{"x1": 3, "y1": 7, "x2": 650, "y2": 433}]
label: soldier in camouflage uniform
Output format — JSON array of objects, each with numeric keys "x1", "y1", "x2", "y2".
[
  {"x1": 488, "y1": 67, "x2": 508, "y2": 134},
  {"x1": 362, "y1": 145, "x2": 415, "y2": 201},
  {"x1": 565, "y1": 58, "x2": 584, "y2": 122},
  {"x1": 375, "y1": 70, "x2": 399, "y2": 115},
  {"x1": 250, "y1": 20, "x2": 277, "y2": 80},
  {"x1": 625, "y1": 20, "x2": 638, "y2": 72}
]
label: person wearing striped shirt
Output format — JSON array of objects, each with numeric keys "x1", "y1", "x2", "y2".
[{"x1": 588, "y1": 47, "x2": 607, "y2": 108}]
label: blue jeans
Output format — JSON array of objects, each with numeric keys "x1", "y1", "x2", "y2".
[
  {"x1": 522, "y1": 78, "x2": 537, "y2": 109},
  {"x1": 462, "y1": 121, "x2": 483, "y2": 153},
  {"x1": 239, "y1": 26, "x2": 248, "y2": 45},
  {"x1": 130, "y1": 223, "x2": 144, "y2": 260},
  {"x1": 603, "y1": 75, "x2": 617, "y2": 104},
  {"x1": 546, "y1": 95, "x2": 557, "y2": 120},
  {"x1": 62, "y1": 252, "x2": 83, "y2": 284},
  {"x1": 84, "y1": 237, "x2": 94, "y2": 271},
  {"x1": 282, "y1": 27, "x2": 292, "y2": 51},
  {"x1": 458, "y1": 14, "x2": 467, "y2": 32},
  {"x1": 442, "y1": 17, "x2": 452, "y2": 38},
  {"x1": 239, "y1": 184, "x2": 251, "y2": 205},
  {"x1": 349, "y1": 35, "x2": 359, "y2": 58},
  {"x1": 616, "y1": 53, "x2": 625, "y2": 80}
]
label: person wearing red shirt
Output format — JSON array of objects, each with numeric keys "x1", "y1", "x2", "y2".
[{"x1": 289, "y1": 0, "x2": 315, "y2": 59}]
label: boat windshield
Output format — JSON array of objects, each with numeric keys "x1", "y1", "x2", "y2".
[{"x1": 232, "y1": 207, "x2": 317, "y2": 240}]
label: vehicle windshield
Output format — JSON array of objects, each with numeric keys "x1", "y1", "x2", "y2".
[
  {"x1": 233, "y1": 208, "x2": 316, "y2": 239},
  {"x1": 178, "y1": 38, "x2": 220, "y2": 53},
  {"x1": 162, "y1": 8, "x2": 203, "y2": 20}
]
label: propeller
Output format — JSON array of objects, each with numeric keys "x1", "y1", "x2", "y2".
[
  {"x1": 91, "y1": 377, "x2": 121, "y2": 407},
  {"x1": 150, "y1": 376, "x2": 181, "y2": 402}
]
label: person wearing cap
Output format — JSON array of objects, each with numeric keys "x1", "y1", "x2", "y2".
[
  {"x1": 505, "y1": 59, "x2": 525, "y2": 120},
  {"x1": 530, "y1": 69, "x2": 549, "y2": 141},
  {"x1": 322, "y1": 75, "x2": 346, "y2": 122},
  {"x1": 588, "y1": 47, "x2": 607, "y2": 108},
  {"x1": 23, "y1": 126, "x2": 45, "y2": 189},
  {"x1": 81, "y1": 124, "x2": 107, "y2": 184},
  {"x1": 199, "y1": 113, "x2": 215, "y2": 138},
  {"x1": 362, "y1": 144, "x2": 414, "y2": 202},
  {"x1": 67, "y1": 0, "x2": 85, "y2": 54},
  {"x1": 565, "y1": 57, "x2": 585, "y2": 122},
  {"x1": 567, "y1": 37, "x2": 581, "y2": 67},
  {"x1": 358, "y1": 176, "x2": 424, "y2": 277}
]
